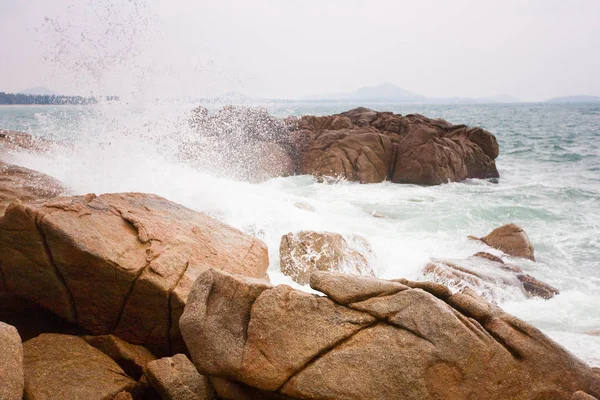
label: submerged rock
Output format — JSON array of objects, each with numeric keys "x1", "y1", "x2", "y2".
[
  {"x1": 474, "y1": 223, "x2": 536, "y2": 261},
  {"x1": 0, "y1": 321, "x2": 24, "y2": 400},
  {"x1": 180, "y1": 268, "x2": 597, "y2": 400},
  {"x1": 423, "y1": 255, "x2": 559, "y2": 300},
  {"x1": 279, "y1": 231, "x2": 375, "y2": 285},
  {"x1": 0, "y1": 192, "x2": 269, "y2": 354}
]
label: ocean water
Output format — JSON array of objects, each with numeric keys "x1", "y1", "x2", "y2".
[{"x1": 1, "y1": 102, "x2": 599, "y2": 366}]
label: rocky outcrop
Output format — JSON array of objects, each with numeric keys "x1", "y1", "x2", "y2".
[
  {"x1": 0, "y1": 129, "x2": 57, "y2": 154},
  {"x1": 279, "y1": 231, "x2": 374, "y2": 284},
  {"x1": 423, "y1": 255, "x2": 559, "y2": 300},
  {"x1": 0, "y1": 192, "x2": 269, "y2": 354},
  {"x1": 294, "y1": 107, "x2": 499, "y2": 185},
  {"x1": 0, "y1": 161, "x2": 66, "y2": 216},
  {"x1": 0, "y1": 321, "x2": 24, "y2": 400},
  {"x1": 180, "y1": 269, "x2": 598, "y2": 400},
  {"x1": 185, "y1": 106, "x2": 295, "y2": 182},
  {"x1": 474, "y1": 223, "x2": 536, "y2": 261},
  {"x1": 146, "y1": 354, "x2": 216, "y2": 400},
  {"x1": 23, "y1": 334, "x2": 140, "y2": 399}
]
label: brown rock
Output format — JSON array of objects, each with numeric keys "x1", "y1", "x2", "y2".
[
  {"x1": 112, "y1": 392, "x2": 134, "y2": 400},
  {"x1": 572, "y1": 391, "x2": 598, "y2": 400},
  {"x1": 0, "y1": 193, "x2": 269, "y2": 354},
  {"x1": 82, "y1": 335, "x2": 156, "y2": 380},
  {"x1": 478, "y1": 223, "x2": 536, "y2": 261},
  {"x1": 423, "y1": 256, "x2": 559, "y2": 299},
  {"x1": 0, "y1": 161, "x2": 66, "y2": 217},
  {"x1": 294, "y1": 107, "x2": 499, "y2": 185},
  {"x1": 209, "y1": 377, "x2": 294, "y2": 400},
  {"x1": 145, "y1": 354, "x2": 216, "y2": 400},
  {"x1": 0, "y1": 321, "x2": 24, "y2": 400},
  {"x1": 0, "y1": 129, "x2": 57, "y2": 154},
  {"x1": 23, "y1": 334, "x2": 138, "y2": 400},
  {"x1": 279, "y1": 231, "x2": 375, "y2": 285},
  {"x1": 181, "y1": 269, "x2": 596, "y2": 399}
]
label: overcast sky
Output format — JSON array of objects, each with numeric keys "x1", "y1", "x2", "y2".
[{"x1": 1, "y1": 0, "x2": 599, "y2": 101}]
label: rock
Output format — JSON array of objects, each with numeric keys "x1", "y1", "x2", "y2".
[
  {"x1": 0, "y1": 292, "x2": 84, "y2": 342},
  {"x1": 181, "y1": 269, "x2": 597, "y2": 400},
  {"x1": 296, "y1": 128, "x2": 395, "y2": 183},
  {"x1": 82, "y1": 335, "x2": 156, "y2": 380},
  {"x1": 23, "y1": 334, "x2": 139, "y2": 400},
  {"x1": 0, "y1": 321, "x2": 24, "y2": 400},
  {"x1": 279, "y1": 231, "x2": 375, "y2": 285},
  {"x1": 0, "y1": 161, "x2": 66, "y2": 217},
  {"x1": 0, "y1": 130, "x2": 57, "y2": 154},
  {"x1": 477, "y1": 223, "x2": 536, "y2": 261},
  {"x1": 294, "y1": 108, "x2": 499, "y2": 185},
  {"x1": 112, "y1": 392, "x2": 134, "y2": 400},
  {"x1": 0, "y1": 193, "x2": 269, "y2": 355},
  {"x1": 184, "y1": 106, "x2": 295, "y2": 182},
  {"x1": 572, "y1": 391, "x2": 599, "y2": 400},
  {"x1": 145, "y1": 354, "x2": 216, "y2": 400},
  {"x1": 209, "y1": 377, "x2": 293, "y2": 400},
  {"x1": 423, "y1": 255, "x2": 559, "y2": 300}
]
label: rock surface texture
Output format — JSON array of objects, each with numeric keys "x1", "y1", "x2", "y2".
[
  {"x1": 294, "y1": 107, "x2": 500, "y2": 185},
  {"x1": 0, "y1": 161, "x2": 66, "y2": 216},
  {"x1": 146, "y1": 354, "x2": 216, "y2": 400},
  {"x1": 180, "y1": 269, "x2": 599, "y2": 400},
  {"x1": 0, "y1": 192, "x2": 269, "y2": 354},
  {"x1": 23, "y1": 334, "x2": 139, "y2": 400},
  {"x1": 279, "y1": 231, "x2": 374, "y2": 285},
  {"x1": 0, "y1": 321, "x2": 24, "y2": 400},
  {"x1": 476, "y1": 223, "x2": 536, "y2": 261}
]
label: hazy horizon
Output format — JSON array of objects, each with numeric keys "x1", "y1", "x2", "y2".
[{"x1": 1, "y1": 0, "x2": 599, "y2": 102}]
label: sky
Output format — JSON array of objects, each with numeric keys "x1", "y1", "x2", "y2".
[{"x1": 0, "y1": 0, "x2": 599, "y2": 101}]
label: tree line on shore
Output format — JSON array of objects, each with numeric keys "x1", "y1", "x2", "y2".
[{"x1": 0, "y1": 92, "x2": 118, "y2": 105}]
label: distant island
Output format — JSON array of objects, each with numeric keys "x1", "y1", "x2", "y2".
[
  {"x1": 302, "y1": 82, "x2": 520, "y2": 104},
  {"x1": 0, "y1": 91, "x2": 119, "y2": 105},
  {"x1": 545, "y1": 95, "x2": 600, "y2": 104}
]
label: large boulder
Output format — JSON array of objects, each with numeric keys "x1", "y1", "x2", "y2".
[
  {"x1": 180, "y1": 269, "x2": 599, "y2": 400},
  {"x1": 0, "y1": 192, "x2": 269, "y2": 354},
  {"x1": 279, "y1": 231, "x2": 375, "y2": 285},
  {"x1": 0, "y1": 161, "x2": 66, "y2": 217},
  {"x1": 0, "y1": 321, "x2": 24, "y2": 400},
  {"x1": 475, "y1": 224, "x2": 536, "y2": 261},
  {"x1": 145, "y1": 354, "x2": 216, "y2": 400},
  {"x1": 23, "y1": 334, "x2": 139, "y2": 399},
  {"x1": 294, "y1": 108, "x2": 499, "y2": 185}
]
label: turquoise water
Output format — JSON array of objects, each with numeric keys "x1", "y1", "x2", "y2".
[{"x1": 1, "y1": 102, "x2": 599, "y2": 365}]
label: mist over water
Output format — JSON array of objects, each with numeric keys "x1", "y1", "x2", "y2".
[{"x1": 2, "y1": 0, "x2": 599, "y2": 366}]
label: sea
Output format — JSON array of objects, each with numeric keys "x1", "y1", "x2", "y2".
[{"x1": 1, "y1": 101, "x2": 599, "y2": 366}]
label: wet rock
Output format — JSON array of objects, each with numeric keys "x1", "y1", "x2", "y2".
[
  {"x1": 279, "y1": 231, "x2": 375, "y2": 285},
  {"x1": 294, "y1": 107, "x2": 499, "y2": 185},
  {"x1": 476, "y1": 223, "x2": 536, "y2": 261},
  {"x1": 145, "y1": 354, "x2": 216, "y2": 400},
  {"x1": 0, "y1": 321, "x2": 24, "y2": 400},
  {"x1": 0, "y1": 193, "x2": 269, "y2": 355},
  {"x1": 572, "y1": 391, "x2": 599, "y2": 400},
  {"x1": 423, "y1": 255, "x2": 559, "y2": 300},
  {"x1": 23, "y1": 334, "x2": 139, "y2": 400},
  {"x1": 0, "y1": 161, "x2": 66, "y2": 217},
  {"x1": 0, "y1": 129, "x2": 57, "y2": 154},
  {"x1": 180, "y1": 269, "x2": 596, "y2": 399},
  {"x1": 82, "y1": 335, "x2": 156, "y2": 380}
]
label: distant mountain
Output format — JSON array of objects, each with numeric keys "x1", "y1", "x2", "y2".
[
  {"x1": 302, "y1": 83, "x2": 519, "y2": 104},
  {"x1": 19, "y1": 86, "x2": 58, "y2": 96},
  {"x1": 546, "y1": 95, "x2": 600, "y2": 104},
  {"x1": 303, "y1": 83, "x2": 426, "y2": 102}
]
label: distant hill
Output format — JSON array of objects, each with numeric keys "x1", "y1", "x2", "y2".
[
  {"x1": 303, "y1": 83, "x2": 426, "y2": 102},
  {"x1": 546, "y1": 95, "x2": 600, "y2": 103},
  {"x1": 302, "y1": 83, "x2": 519, "y2": 104},
  {"x1": 19, "y1": 86, "x2": 58, "y2": 96}
]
